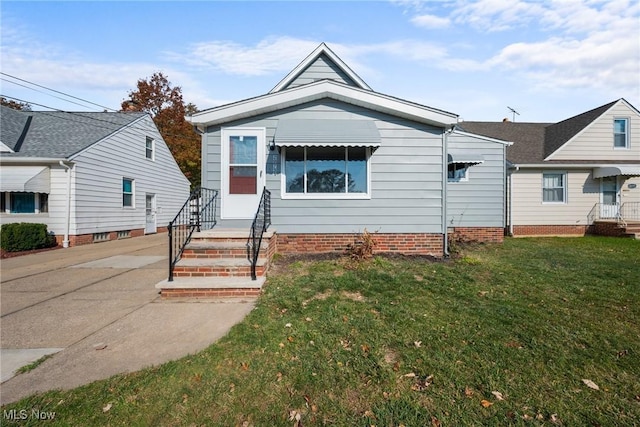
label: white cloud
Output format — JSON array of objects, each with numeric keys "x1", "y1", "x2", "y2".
[
  {"x1": 0, "y1": 28, "x2": 206, "y2": 111},
  {"x1": 411, "y1": 14, "x2": 451, "y2": 28},
  {"x1": 166, "y1": 37, "x2": 320, "y2": 76}
]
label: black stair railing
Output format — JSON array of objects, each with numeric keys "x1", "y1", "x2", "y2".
[
  {"x1": 247, "y1": 187, "x2": 271, "y2": 280},
  {"x1": 168, "y1": 187, "x2": 218, "y2": 281}
]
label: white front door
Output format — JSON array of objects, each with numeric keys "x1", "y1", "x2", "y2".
[
  {"x1": 221, "y1": 127, "x2": 266, "y2": 219},
  {"x1": 145, "y1": 194, "x2": 157, "y2": 234},
  {"x1": 600, "y1": 176, "x2": 619, "y2": 219}
]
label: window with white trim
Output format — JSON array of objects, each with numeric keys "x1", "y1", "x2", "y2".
[
  {"x1": 123, "y1": 178, "x2": 134, "y2": 207},
  {"x1": 145, "y1": 136, "x2": 155, "y2": 160},
  {"x1": 283, "y1": 146, "x2": 370, "y2": 198},
  {"x1": 1, "y1": 192, "x2": 48, "y2": 214},
  {"x1": 613, "y1": 118, "x2": 629, "y2": 148},
  {"x1": 448, "y1": 164, "x2": 469, "y2": 182},
  {"x1": 542, "y1": 172, "x2": 566, "y2": 203}
]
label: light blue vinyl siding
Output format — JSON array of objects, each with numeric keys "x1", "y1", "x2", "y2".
[
  {"x1": 203, "y1": 99, "x2": 445, "y2": 234},
  {"x1": 446, "y1": 132, "x2": 506, "y2": 227},
  {"x1": 283, "y1": 54, "x2": 359, "y2": 89}
]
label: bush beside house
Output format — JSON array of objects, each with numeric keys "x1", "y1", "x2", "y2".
[{"x1": 0, "y1": 223, "x2": 57, "y2": 252}]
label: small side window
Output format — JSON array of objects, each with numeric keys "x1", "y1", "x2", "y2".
[
  {"x1": 145, "y1": 137, "x2": 154, "y2": 160},
  {"x1": 613, "y1": 118, "x2": 628, "y2": 148},
  {"x1": 123, "y1": 178, "x2": 134, "y2": 207}
]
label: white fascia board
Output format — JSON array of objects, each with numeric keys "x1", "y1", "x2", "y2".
[
  {"x1": 188, "y1": 81, "x2": 458, "y2": 128},
  {"x1": 452, "y1": 130, "x2": 513, "y2": 145},
  {"x1": 270, "y1": 43, "x2": 371, "y2": 93},
  {"x1": 511, "y1": 162, "x2": 640, "y2": 169}
]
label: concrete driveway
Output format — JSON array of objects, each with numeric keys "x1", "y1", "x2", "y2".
[{"x1": 0, "y1": 234, "x2": 255, "y2": 405}]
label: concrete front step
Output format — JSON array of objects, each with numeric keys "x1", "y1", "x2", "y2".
[
  {"x1": 173, "y1": 257, "x2": 268, "y2": 277},
  {"x1": 156, "y1": 276, "x2": 266, "y2": 298},
  {"x1": 181, "y1": 241, "x2": 267, "y2": 259}
]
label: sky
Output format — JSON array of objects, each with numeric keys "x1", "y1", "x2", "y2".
[{"x1": 1, "y1": 0, "x2": 639, "y2": 123}]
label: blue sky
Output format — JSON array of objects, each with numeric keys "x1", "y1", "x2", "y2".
[{"x1": 1, "y1": 1, "x2": 638, "y2": 122}]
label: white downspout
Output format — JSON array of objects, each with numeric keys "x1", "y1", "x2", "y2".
[
  {"x1": 442, "y1": 126, "x2": 454, "y2": 257},
  {"x1": 508, "y1": 165, "x2": 519, "y2": 236},
  {"x1": 59, "y1": 160, "x2": 72, "y2": 248}
]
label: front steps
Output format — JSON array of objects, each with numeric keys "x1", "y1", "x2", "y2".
[{"x1": 156, "y1": 228, "x2": 276, "y2": 298}]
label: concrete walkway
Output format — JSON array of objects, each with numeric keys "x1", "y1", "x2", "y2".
[{"x1": 0, "y1": 234, "x2": 256, "y2": 405}]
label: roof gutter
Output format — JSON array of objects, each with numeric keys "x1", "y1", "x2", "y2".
[{"x1": 0, "y1": 157, "x2": 68, "y2": 165}]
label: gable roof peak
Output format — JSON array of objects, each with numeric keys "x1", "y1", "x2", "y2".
[{"x1": 269, "y1": 42, "x2": 372, "y2": 93}]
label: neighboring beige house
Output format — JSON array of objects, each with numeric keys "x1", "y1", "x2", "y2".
[{"x1": 461, "y1": 98, "x2": 640, "y2": 237}]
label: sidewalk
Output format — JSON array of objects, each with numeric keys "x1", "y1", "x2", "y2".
[{"x1": 0, "y1": 234, "x2": 256, "y2": 405}]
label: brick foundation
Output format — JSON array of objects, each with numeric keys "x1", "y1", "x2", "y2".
[
  {"x1": 590, "y1": 221, "x2": 626, "y2": 237},
  {"x1": 54, "y1": 227, "x2": 165, "y2": 247},
  {"x1": 448, "y1": 227, "x2": 504, "y2": 243},
  {"x1": 276, "y1": 233, "x2": 444, "y2": 256},
  {"x1": 512, "y1": 225, "x2": 588, "y2": 237}
]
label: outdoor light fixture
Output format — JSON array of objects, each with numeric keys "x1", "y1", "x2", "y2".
[{"x1": 269, "y1": 138, "x2": 276, "y2": 151}]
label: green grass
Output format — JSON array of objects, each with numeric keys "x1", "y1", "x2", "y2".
[
  {"x1": 3, "y1": 237, "x2": 639, "y2": 426},
  {"x1": 15, "y1": 354, "x2": 53, "y2": 375}
]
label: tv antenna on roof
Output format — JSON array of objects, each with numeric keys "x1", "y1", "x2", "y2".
[{"x1": 507, "y1": 106, "x2": 520, "y2": 122}]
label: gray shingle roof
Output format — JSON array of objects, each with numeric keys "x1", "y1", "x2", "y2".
[
  {"x1": 0, "y1": 106, "x2": 146, "y2": 158},
  {"x1": 459, "y1": 121, "x2": 550, "y2": 164},
  {"x1": 460, "y1": 99, "x2": 623, "y2": 164}
]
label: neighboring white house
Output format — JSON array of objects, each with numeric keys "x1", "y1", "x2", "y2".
[
  {"x1": 0, "y1": 105, "x2": 191, "y2": 247},
  {"x1": 461, "y1": 98, "x2": 640, "y2": 236},
  {"x1": 186, "y1": 43, "x2": 509, "y2": 256}
]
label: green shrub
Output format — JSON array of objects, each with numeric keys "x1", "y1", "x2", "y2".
[{"x1": 0, "y1": 223, "x2": 57, "y2": 252}]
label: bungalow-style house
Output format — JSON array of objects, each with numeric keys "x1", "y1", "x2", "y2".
[
  {"x1": 0, "y1": 105, "x2": 191, "y2": 247},
  {"x1": 460, "y1": 98, "x2": 640, "y2": 237},
  {"x1": 186, "y1": 43, "x2": 509, "y2": 257}
]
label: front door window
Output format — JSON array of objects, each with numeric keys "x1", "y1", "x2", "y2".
[{"x1": 600, "y1": 176, "x2": 619, "y2": 218}]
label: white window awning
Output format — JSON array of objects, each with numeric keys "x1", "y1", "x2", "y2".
[
  {"x1": 447, "y1": 152, "x2": 484, "y2": 165},
  {"x1": 593, "y1": 166, "x2": 640, "y2": 178},
  {"x1": 274, "y1": 119, "x2": 381, "y2": 147},
  {"x1": 0, "y1": 166, "x2": 51, "y2": 193}
]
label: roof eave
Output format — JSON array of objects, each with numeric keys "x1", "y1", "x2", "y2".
[{"x1": 187, "y1": 81, "x2": 458, "y2": 129}]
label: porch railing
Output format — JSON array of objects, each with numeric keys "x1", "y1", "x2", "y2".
[
  {"x1": 247, "y1": 187, "x2": 271, "y2": 281},
  {"x1": 168, "y1": 187, "x2": 218, "y2": 282},
  {"x1": 588, "y1": 202, "x2": 640, "y2": 227}
]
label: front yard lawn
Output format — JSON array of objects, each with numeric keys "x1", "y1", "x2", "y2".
[{"x1": 4, "y1": 237, "x2": 639, "y2": 426}]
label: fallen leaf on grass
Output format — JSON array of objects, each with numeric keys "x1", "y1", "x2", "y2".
[
  {"x1": 480, "y1": 400, "x2": 493, "y2": 408},
  {"x1": 491, "y1": 391, "x2": 504, "y2": 400},
  {"x1": 550, "y1": 414, "x2": 560, "y2": 424},
  {"x1": 410, "y1": 375, "x2": 433, "y2": 391},
  {"x1": 522, "y1": 414, "x2": 532, "y2": 420},
  {"x1": 287, "y1": 336, "x2": 294, "y2": 343},
  {"x1": 403, "y1": 372, "x2": 416, "y2": 378},
  {"x1": 240, "y1": 362, "x2": 249, "y2": 371},
  {"x1": 431, "y1": 416, "x2": 441, "y2": 426},
  {"x1": 305, "y1": 317, "x2": 312, "y2": 322},
  {"x1": 279, "y1": 342, "x2": 285, "y2": 348},
  {"x1": 414, "y1": 341, "x2": 422, "y2": 348},
  {"x1": 276, "y1": 372, "x2": 283, "y2": 382},
  {"x1": 285, "y1": 323, "x2": 292, "y2": 328},
  {"x1": 102, "y1": 403, "x2": 112, "y2": 413},
  {"x1": 582, "y1": 379, "x2": 600, "y2": 390},
  {"x1": 464, "y1": 386, "x2": 474, "y2": 397}
]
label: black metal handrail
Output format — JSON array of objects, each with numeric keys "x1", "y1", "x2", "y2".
[
  {"x1": 168, "y1": 187, "x2": 218, "y2": 281},
  {"x1": 247, "y1": 187, "x2": 271, "y2": 280}
]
